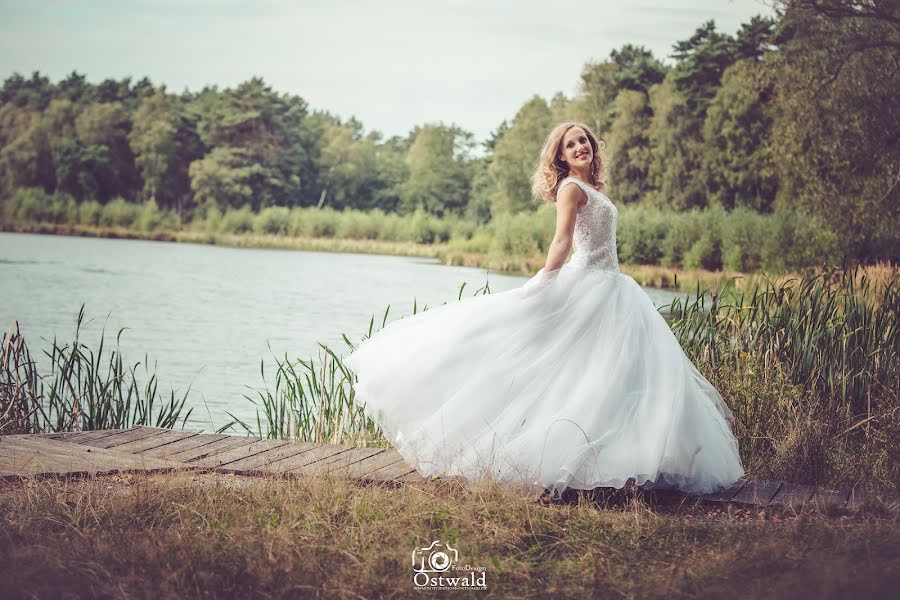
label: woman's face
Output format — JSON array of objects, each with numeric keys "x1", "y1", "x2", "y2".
[{"x1": 559, "y1": 127, "x2": 592, "y2": 170}]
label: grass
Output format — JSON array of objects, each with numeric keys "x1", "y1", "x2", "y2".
[
  {"x1": 233, "y1": 279, "x2": 494, "y2": 444},
  {"x1": 665, "y1": 266, "x2": 900, "y2": 492},
  {"x1": 0, "y1": 471, "x2": 897, "y2": 598},
  {"x1": 0, "y1": 304, "x2": 193, "y2": 435}
]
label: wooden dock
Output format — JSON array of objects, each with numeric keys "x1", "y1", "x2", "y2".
[{"x1": 1, "y1": 425, "x2": 896, "y2": 512}]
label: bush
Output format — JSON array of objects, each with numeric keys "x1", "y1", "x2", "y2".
[
  {"x1": 335, "y1": 208, "x2": 380, "y2": 240},
  {"x1": 290, "y1": 207, "x2": 339, "y2": 238},
  {"x1": 397, "y1": 207, "x2": 446, "y2": 244},
  {"x1": 202, "y1": 202, "x2": 223, "y2": 233},
  {"x1": 762, "y1": 209, "x2": 841, "y2": 271},
  {"x1": 135, "y1": 200, "x2": 165, "y2": 232},
  {"x1": 78, "y1": 200, "x2": 102, "y2": 226},
  {"x1": 660, "y1": 210, "x2": 704, "y2": 268},
  {"x1": 682, "y1": 205, "x2": 725, "y2": 270},
  {"x1": 618, "y1": 205, "x2": 668, "y2": 264},
  {"x1": 47, "y1": 194, "x2": 78, "y2": 224},
  {"x1": 99, "y1": 197, "x2": 140, "y2": 228},
  {"x1": 219, "y1": 205, "x2": 255, "y2": 234},
  {"x1": 722, "y1": 207, "x2": 765, "y2": 272},
  {"x1": 253, "y1": 206, "x2": 291, "y2": 236},
  {"x1": 447, "y1": 229, "x2": 493, "y2": 254},
  {"x1": 6, "y1": 187, "x2": 53, "y2": 222},
  {"x1": 377, "y1": 212, "x2": 405, "y2": 242}
]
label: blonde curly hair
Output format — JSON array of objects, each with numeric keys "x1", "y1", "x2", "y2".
[{"x1": 531, "y1": 122, "x2": 608, "y2": 204}]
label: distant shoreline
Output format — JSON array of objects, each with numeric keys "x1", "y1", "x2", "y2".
[{"x1": 0, "y1": 221, "x2": 751, "y2": 291}]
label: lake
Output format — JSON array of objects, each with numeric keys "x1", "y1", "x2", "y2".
[{"x1": 1, "y1": 232, "x2": 685, "y2": 432}]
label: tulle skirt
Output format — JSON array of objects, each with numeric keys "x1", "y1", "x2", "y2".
[{"x1": 343, "y1": 263, "x2": 745, "y2": 498}]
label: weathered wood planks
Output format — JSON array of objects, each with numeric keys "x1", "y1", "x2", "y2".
[
  {"x1": 0, "y1": 427, "x2": 894, "y2": 513},
  {"x1": 0, "y1": 435, "x2": 185, "y2": 476}
]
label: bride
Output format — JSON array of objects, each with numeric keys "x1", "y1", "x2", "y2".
[{"x1": 343, "y1": 121, "x2": 745, "y2": 502}]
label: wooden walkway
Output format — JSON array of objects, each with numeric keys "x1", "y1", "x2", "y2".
[{"x1": 1, "y1": 426, "x2": 896, "y2": 512}]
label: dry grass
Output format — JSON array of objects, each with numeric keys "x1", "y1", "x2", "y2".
[{"x1": 0, "y1": 471, "x2": 897, "y2": 599}]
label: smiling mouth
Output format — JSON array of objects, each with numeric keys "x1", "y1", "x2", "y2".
[{"x1": 576, "y1": 152, "x2": 589, "y2": 159}]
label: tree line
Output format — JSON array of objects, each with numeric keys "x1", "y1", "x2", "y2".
[{"x1": 0, "y1": 0, "x2": 897, "y2": 263}]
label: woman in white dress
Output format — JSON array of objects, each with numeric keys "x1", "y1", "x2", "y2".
[{"x1": 343, "y1": 121, "x2": 745, "y2": 502}]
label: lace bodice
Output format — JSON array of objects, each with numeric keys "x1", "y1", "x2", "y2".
[{"x1": 557, "y1": 176, "x2": 619, "y2": 272}]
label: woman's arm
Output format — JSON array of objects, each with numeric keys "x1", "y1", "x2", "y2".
[{"x1": 542, "y1": 182, "x2": 584, "y2": 272}]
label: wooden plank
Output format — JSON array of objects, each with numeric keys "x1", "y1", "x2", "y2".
[
  {"x1": 366, "y1": 460, "x2": 418, "y2": 482},
  {"x1": 0, "y1": 437, "x2": 187, "y2": 476},
  {"x1": 168, "y1": 436, "x2": 257, "y2": 463},
  {"x1": 0, "y1": 449, "x2": 92, "y2": 475},
  {"x1": 343, "y1": 449, "x2": 404, "y2": 480},
  {"x1": 253, "y1": 443, "x2": 353, "y2": 475},
  {"x1": 141, "y1": 433, "x2": 232, "y2": 459},
  {"x1": 104, "y1": 430, "x2": 198, "y2": 454},
  {"x1": 0, "y1": 436, "x2": 177, "y2": 468},
  {"x1": 768, "y1": 482, "x2": 816, "y2": 508},
  {"x1": 219, "y1": 441, "x2": 320, "y2": 474},
  {"x1": 67, "y1": 429, "x2": 138, "y2": 444},
  {"x1": 730, "y1": 480, "x2": 783, "y2": 507},
  {"x1": 293, "y1": 447, "x2": 385, "y2": 477},
  {"x1": 699, "y1": 479, "x2": 746, "y2": 504},
  {"x1": 85, "y1": 427, "x2": 169, "y2": 449},
  {"x1": 5, "y1": 428, "x2": 133, "y2": 443},
  {"x1": 191, "y1": 439, "x2": 289, "y2": 469},
  {"x1": 810, "y1": 487, "x2": 851, "y2": 510},
  {"x1": 0, "y1": 436, "x2": 127, "y2": 460}
]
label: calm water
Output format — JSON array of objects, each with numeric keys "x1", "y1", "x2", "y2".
[{"x1": 0, "y1": 232, "x2": 684, "y2": 432}]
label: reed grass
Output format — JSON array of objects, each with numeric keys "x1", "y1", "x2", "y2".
[
  {"x1": 0, "y1": 304, "x2": 193, "y2": 434},
  {"x1": 665, "y1": 266, "x2": 900, "y2": 489},
  {"x1": 667, "y1": 266, "x2": 899, "y2": 416},
  {"x1": 233, "y1": 280, "x2": 494, "y2": 443}
]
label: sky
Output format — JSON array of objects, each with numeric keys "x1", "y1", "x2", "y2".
[{"x1": 0, "y1": 0, "x2": 777, "y2": 144}]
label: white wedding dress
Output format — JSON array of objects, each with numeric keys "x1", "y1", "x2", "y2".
[{"x1": 344, "y1": 176, "x2": 745, "y2": 498}]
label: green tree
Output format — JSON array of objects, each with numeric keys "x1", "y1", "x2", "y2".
[
  {"x1": 763, "y1": 0, "x2": 900, "y2": 260},
  {"x1": 701, "y1": 60, "x2": 777, "y2": 211},
  {"x1": 607, "y1": 90, "x2": 653, "y2": 204},
  {"x1": 570, "y1": 61, "x2": 619, "y2": 135},
  {"x1": 191, "y1": 77, "x2": 313, "y2": 209},
  {"x1": 399, "y1": 123, "x2": 472, "y2": 217},
  {"x1": 130, "y1": 91, "x2": 196, "y2": 213},
  {"x1": 645, "y1": 74, "x2": 704, "y2": 209},
  {"x1": 610, "y1": 44, "x2": 668, "y2": 94},
  {"x1": 74, "y1": 101, "x2": 139, "y2": 200},
  {"x1": 488, "y1": 96, "x2": 554, "y2": 214},
  {"x1": 315, "y1": 124, "x2": 376, "y2": 210},
  {"x1": 188, "y1": 146, "x2": 264, "y2": 210}
]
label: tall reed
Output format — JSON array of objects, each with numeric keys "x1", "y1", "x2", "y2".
[
  {"x1": 0, "y1": 304, "x2": 193, "y2": 434},
  {"x1": 666, "y1": 266, "x2": 899, "y2": 418},
  {"x1": 239, "y1": 280, "x2": 494, "y2": 442}
]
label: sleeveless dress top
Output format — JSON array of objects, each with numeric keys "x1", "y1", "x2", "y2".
[{"x1": 558, "y1": 176, "x2": 620, "y2": 273}]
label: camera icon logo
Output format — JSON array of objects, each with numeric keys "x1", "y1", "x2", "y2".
[{"x1": 412, "y1": 540, "x2": 458, "y2": 573}]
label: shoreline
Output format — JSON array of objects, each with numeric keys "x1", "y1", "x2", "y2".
[{"x1": 0, "y1": 221, "x2": 761, "y2": 291}]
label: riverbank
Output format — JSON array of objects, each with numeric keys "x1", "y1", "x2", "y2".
[
  {"x1": 1, "y1": 221, "x2": 757, "y2": 292},
  {"x1": 0, "y1": 470, "x2": 897, "y2": 598}
]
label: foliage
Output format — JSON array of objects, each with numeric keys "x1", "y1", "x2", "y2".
[
  {"x1": 0, "y1": 3, "x2": 895, "y2": 264},
  {"x1": 0, "y1": 306, "x2": 192, "y2": 434}
]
